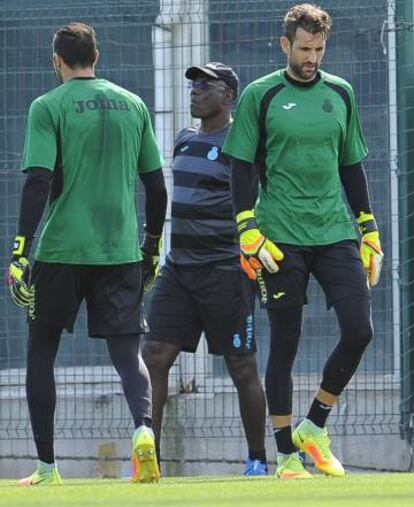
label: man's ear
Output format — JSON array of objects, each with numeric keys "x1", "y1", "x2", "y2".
[
  {"x1": 280, "y1": 36, "x2": 291, "y2": 56},
  {"x1": 53, "y1": 53, "x2": 61, "y2": 69},
  {"x1": 223, "y1": 88, "x2": 235, "y2": 105},
  {"x1": 93, "y1": 49, "x2": 100, "y2": 67}
]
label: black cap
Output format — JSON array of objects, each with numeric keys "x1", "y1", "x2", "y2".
[{"x1": 185, "y1": 62, "x2": 239, "y2": 97}]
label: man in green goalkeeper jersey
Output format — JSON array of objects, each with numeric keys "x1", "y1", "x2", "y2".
[
  {"x1": 7, "y1": 23, "x2": 167, "y2": 485},
  {"x1": 223, "y1": 3, "x2": 384, "y2": 479}
]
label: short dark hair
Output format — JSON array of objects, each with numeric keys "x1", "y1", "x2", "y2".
[
  {"x1": 53, "y1": 22, "x2": 98, "y2": 68},
  {"x1": 283, "y1": 4, "x2": 332, "y2": 43}
]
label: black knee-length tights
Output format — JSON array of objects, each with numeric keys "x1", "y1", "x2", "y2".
[
  {"x1": 26, "y1": 322, "x2": 151, "y2": 463},
  {"x1": 265, "y1": 296, "x2": 373, "y2": 415}
]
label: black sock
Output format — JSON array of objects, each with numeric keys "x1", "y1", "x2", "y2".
[
  {"x1": 307, "y1": 398, "x2": 333, "y2": 428},
  {"x1": 134, "y1": 417, "x2": 153, "y2": 429},
  {"x1": 273, "y1": 426, "x2": 296, "y2": 455},
  {"x1": 248, "y1": 449, "x2": 267, "y2": 463},
  {"x1": 36, "y1": 439, "x2": 55, "y2": 464}
]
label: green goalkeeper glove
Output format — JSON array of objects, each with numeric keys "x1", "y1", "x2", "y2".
[
  {"x1": 7, "y1": 235, "x2": 33, "y2": 307},
  {"x1": 141, "y1": 229, "x2": 162, "y2": 294},
  {"x1": 236, "y1": 210, "x2": 284, "y2": 280},
  {"x1": 357, "y1": 212, "x2": 384, "y2": 287}
]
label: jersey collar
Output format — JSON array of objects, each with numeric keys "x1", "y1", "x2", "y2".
[
  {"x1": 283, "y1": 70, "x2": 321, "y2": 88},
  {"x1": 71, "y1": 77, "x2": 98, "y2": 81}
]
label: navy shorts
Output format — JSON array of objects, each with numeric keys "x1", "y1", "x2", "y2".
[
  {"x1": 257, "y1": 240, "x2": 370, "y2": 309},
  {"x1": 146, "y1": 260, "x2": 256, "y2": 356},
  {"x1": 30, "y1": 261, "x2": 145, "y2": 337}
]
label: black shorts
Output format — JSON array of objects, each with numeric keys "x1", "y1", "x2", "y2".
[
  {"x1": 146, "y1": 261, "x2": 256, "y2": 356},
  {"x1": 30, "y1": 261, "x2": 145, "y2": 338},
  {"x1": 257, "y1": 240, "x2": 369, "y2": 309}
]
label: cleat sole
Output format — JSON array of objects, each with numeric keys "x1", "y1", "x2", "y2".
[
  {"x1": 18, "y1": 473, "x2": 63, "y2": 486},
  {"x1": 132, "y1": 443, "x2": 160, "y2": 484},
  {"x1": 278, "y1": 472, "x2": 313, "y2": 480}
]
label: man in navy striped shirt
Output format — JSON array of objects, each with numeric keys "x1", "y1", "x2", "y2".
[{"x1": 143, "y1": 62, "x2": 267, "y2": 475}]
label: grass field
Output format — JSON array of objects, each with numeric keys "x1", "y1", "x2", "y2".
[{"x1": 1, "y1": 473, "x2": 414, "y2": 507}]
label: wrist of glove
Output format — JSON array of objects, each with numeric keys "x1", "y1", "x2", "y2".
[
  {"x1": 236, "y1": 210, "x2": 284, "y2": 280},
  {"x1": 357, "y1": 212, "x2": 384, "y2": 287},
  {"x1": 8, "y1": 235, "x2": 34, "y2": 307},
  {"x1": 141, "y1": 229, "x2": 162, "y2": 294}
]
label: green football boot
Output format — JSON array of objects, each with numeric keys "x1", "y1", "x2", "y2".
[
  {"x1": 293, "y1": 419, "x2": 345, "y2": 477},
  {"x1": 19, "y1": 462, "x2": 63, "y2": 486},
  {"x1": 131, "y1": 425, "x2": 160, "y2": 483},
  {"x1": 276, "y1": 452, "x2": 313, "y2": 480}
]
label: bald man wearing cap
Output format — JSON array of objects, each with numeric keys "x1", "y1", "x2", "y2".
[{"x1": 143, "y1": 62, "x2": 268, "y2": 476}]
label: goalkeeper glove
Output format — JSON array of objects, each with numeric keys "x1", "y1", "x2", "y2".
[
  {"x1": 357, "y1": 212, "x2": 384, "y2": 287},
  {"x1": 141, "y1": 228, "x2": 162, "y2": 294},
  {"x1": 236, "y1": 210, "x2": 284, "y2": 281},
  {"x1": 7, "y1": 235, "x2": 33, "y2": 307}
]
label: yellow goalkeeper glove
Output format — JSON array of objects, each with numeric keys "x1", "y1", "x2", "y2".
[
  {"x1": 141, "y1": 229, "x2": 162, "y2": 294},
  {"x1": 236, "y1": 210, "x2": 284, "y2": 280},
  {"x1": 7, "y1": 235, "x2": 34, "y2": 307},
  {"x1": 357, "y1": 212, "x2": 384, "y2": 287}
]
